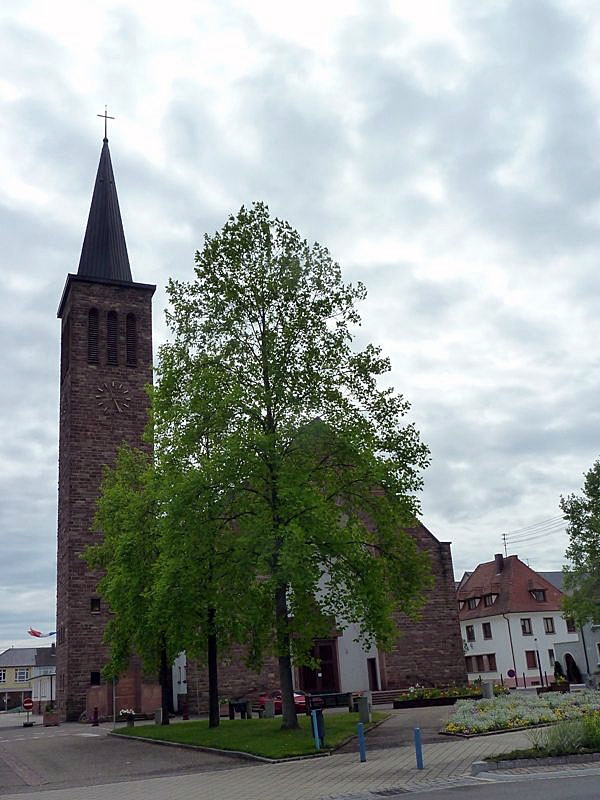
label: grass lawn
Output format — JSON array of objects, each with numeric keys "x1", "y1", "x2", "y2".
[{"x1": 113, "y1": 711, "x2": 386, "y2": 759}]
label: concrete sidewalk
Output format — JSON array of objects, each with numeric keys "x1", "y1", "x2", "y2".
[{"x1": 0, "y1": 728, "x2": 536, "y2": 800}]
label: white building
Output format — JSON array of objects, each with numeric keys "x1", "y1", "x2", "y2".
[{"x1": 457, "y1": 554, "x2": 579, "y2": 687}]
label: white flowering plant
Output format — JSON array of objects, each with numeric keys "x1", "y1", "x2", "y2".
[
  {"x1": 119, "y1": 708, "x2": 135, "y2": 718},
  {"x1": 444, "y1": 690, "x2": 600, "y2": 735}
]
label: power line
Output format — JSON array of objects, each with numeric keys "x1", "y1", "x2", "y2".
[
  {"x1": 504, "y1": 516, "x2": 564, "y2": 538},
  {"x1": 506, "y1": 524, "x2": 566, "y2": 542},
  {"x1": 501, "y1": 517, "x2": 567, "y2": 556}
]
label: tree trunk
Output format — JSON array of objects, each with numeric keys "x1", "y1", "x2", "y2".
[
  {"x1": 159, "y1": 642, "x2": 170, "y2": 725},
  {"x1": 207, "y1": 606, "x2": 220, "y2": 728},
  {"x1": 275, "y1": 584, "x2": 298, "y2": 729}
]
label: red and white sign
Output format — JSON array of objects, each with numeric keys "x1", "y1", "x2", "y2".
[{"x1": 22, "y1": 698, "x2": 33, "y2": 712}]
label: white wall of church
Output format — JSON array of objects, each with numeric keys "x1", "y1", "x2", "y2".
[{"x1": 336, "y1": 623, "x2": 378, "y2": 692}]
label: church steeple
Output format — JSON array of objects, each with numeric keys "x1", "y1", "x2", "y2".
[{"x1": 77, "y1": 138, "x2": 132, "y2": 282}]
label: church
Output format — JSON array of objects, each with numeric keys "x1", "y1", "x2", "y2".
[{"x1": 55, "y1": 133, "x2": 466, "y2": 720}]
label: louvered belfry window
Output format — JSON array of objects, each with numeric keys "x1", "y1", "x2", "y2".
[
  {"x1": 87, "y1": 308, "x2": 99, "y2": 364},
  {"x1": 107, "y1": 310, "x2": 118, "y2": 365},
  {"x1": 61, "y1": 313, "x2": 71, "y2": 380},
  {"x1": 126, "y1": 313, "x2": 137, "y2": 366}
]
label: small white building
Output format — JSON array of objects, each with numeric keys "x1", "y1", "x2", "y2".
[
  {"x1": 457, "y1": 554, "x2": 579, "y2": 687},
  {"x1": 30, "y1": 644, "x2": 56, "y2": 713}
]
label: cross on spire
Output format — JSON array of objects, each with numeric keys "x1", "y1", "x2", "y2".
[{"x1": 97, "y1": 105, "x2": 115, "y2": 142}]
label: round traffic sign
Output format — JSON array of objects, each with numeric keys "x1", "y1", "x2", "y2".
[{"x1": 22, "y1": 697, "x2": 33, "y2": 711}]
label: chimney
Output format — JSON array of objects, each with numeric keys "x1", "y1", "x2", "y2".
[{"x1": 495, "y1": 553, "x2": 504, "y2": 573}]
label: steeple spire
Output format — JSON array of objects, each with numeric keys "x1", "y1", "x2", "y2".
[{"x1": 77, "y1": 137, "x2": 132, "y2": 282}]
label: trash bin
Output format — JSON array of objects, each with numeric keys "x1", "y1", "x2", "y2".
[
  {"x1": 357, "y1": 695, "x2": 371, "y2": 724},
  {"x1": 481, "y1": 681, "x2": 494, "y2": 699},
  {"x1": 264, "y1": 699, "x2": 275, "y2": 718},
  {"x1": 154, "y1": 708, "x2": 162, "y2": 725}
]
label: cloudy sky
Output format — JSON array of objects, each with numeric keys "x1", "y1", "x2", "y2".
[{"x1": 2, "y1": 0, "x2": 600, "y2": 651}]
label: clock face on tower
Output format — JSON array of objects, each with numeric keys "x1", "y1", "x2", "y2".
[{"x1": 96, "y1": 381, "x2": 131, "y2": 415}]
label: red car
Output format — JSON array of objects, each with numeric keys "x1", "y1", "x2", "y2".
[{"x1": 258, "y1": 690, "x2": 324, "y2": 714}]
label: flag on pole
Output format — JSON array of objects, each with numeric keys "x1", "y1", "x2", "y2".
[{"x1": 27, "y1": 627, "x2": 56, "y2": 638}]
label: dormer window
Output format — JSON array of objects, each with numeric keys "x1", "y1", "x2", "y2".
[
  {"x1": 467, "y1": 597, "x2": 480, "y2": 609},
  {"x1": 483, "y1": 594, "x2": 498, "y2": 607},
  {"x1": 530, "y1": 589, "x2": 546, "y2": 602}
]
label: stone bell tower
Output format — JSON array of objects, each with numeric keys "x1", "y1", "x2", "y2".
[{"x1": 56, "y1": 132, "x2": 155, "y2": 720}]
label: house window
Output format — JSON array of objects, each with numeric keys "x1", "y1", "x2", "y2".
[
  {"x1": 530, "y1": 589, "x2": 546, "y2": 602},
  {"x1": 126, "y1": 313, "x2": 137, "y2": 366},
  {"x1": 0, "y1": 669, "x2": 5, "y2": 683},
  {"x1": 482, "y1": 622, "x2": 492, "y2": 640},
  {"x1": 88, "y1": 308, "x2": 99, "y2": 364},
  {"x1": 466, "y1": 625, "x2": 475, "y2": 642},
  {"x1": 107, "y1": 311, "x2": 118, "y2": 365},
  {"x1": 566, "y1": 618, "x2": 577, "y2": 633},
  {"x1": 467, "y1": 597, "x2": 479, "y2": 609},
  {"x1": 544, "y1": 617, "x2": 555, "y2": 634},
  {"x1": 90, "y1": 598, "x2": 101, "y2": 614},
  {"x1": 15, "y1": 668, "x2": 29, "y2": 682},
  {"x1": 468, "y1": 654, "x2": 496, "y2": 673},
  {"x1": 90, "y1": 672, "x2": 101, "y2": 686},
  {"x1": 525, "y1": 650, "x2": 538, "y2": 669},
  {"x1": 548, "y1": 648, "x2": 555, "y2": 666},
  {"x1": 521, "y1": 618, "x2": 533, "y2": 635},
  {"x1": 483, "y1": 594, "x2": 497, "y2": 607}
]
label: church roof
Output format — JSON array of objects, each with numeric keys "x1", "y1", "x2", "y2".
[{"x1": 77, "y1": 137, "x2": 132, "y2": 282}]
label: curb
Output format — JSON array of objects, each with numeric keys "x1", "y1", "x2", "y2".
[
  {"x1": 472, "y1": 751, "x2": 600, "y2": 775},
  {"x1": 441, "y1": 722, "x2": 552, "y2": 739},
  {"x1": 108, "y1": 730, "x2": 332, "y2": 763}
]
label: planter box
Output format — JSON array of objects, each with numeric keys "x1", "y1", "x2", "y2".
[
  {"x1": 393, "y1": 696, "x2": 481, "y2": 709},
  {"x1": 43, "y1": 712, "x2": 60, "y2": 727}
]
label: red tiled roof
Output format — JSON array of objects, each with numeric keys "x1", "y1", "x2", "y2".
[{"x1": 457, "y1": 554, "x2": 564, "y2": 619}]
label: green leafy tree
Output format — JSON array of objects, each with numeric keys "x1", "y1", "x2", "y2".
[
  {"x1": 562, "y1": 458, "x2": 600, "y2": 624},
  {"x1": 85, "y1": 446, "x2": 173, "y2": 725},
  {"x1": 156, "y1": 201, "x2": 432, "y2": 729}
]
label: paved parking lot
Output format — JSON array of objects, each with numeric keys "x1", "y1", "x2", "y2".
[{"x1": 0, "y1": 713, "x2": 249, "y2": 795}]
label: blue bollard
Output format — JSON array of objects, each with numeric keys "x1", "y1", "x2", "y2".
[
  {"x1": 357, "y1": 722, "x2": 367, "y2": 762},
  {"x1": 311, "y1": 710, "x2": 321, "y2": 750},
  {"x1": 414, "y1": 727, "x2": 424, "y2": 769}
]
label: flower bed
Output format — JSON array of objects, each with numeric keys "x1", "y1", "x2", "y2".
[
  {"x1": 393, "y1": 684, "x2": 508, "y2": 709},
  {"x1": 443, "y1": 690, "x2": 600, "y2": 735}
]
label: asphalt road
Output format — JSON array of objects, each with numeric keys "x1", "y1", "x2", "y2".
[
  {"x1": 0, "y1": 715, "x2": 248, "y2": 795},
  {"x1": 410, "y1": 771, "x2": 600, "y2": 799}
]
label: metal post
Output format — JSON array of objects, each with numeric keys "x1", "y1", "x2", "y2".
[
  {"x1": 414, "y1": 727, "x2": 424, "y2": 769},
  {"x1": 536, "y1": 650, "x2": 544, "y2": 686},
  {"x1": 311, "y1": 710, "x2": 321, "y2": 750},
  {"x1": 357, "y1": 722, "x2": 366, "y2": 762}
]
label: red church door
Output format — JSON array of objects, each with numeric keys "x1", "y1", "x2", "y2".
[{"x1": 299, "y1": 639, "x2": 340, "y2": 693}]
